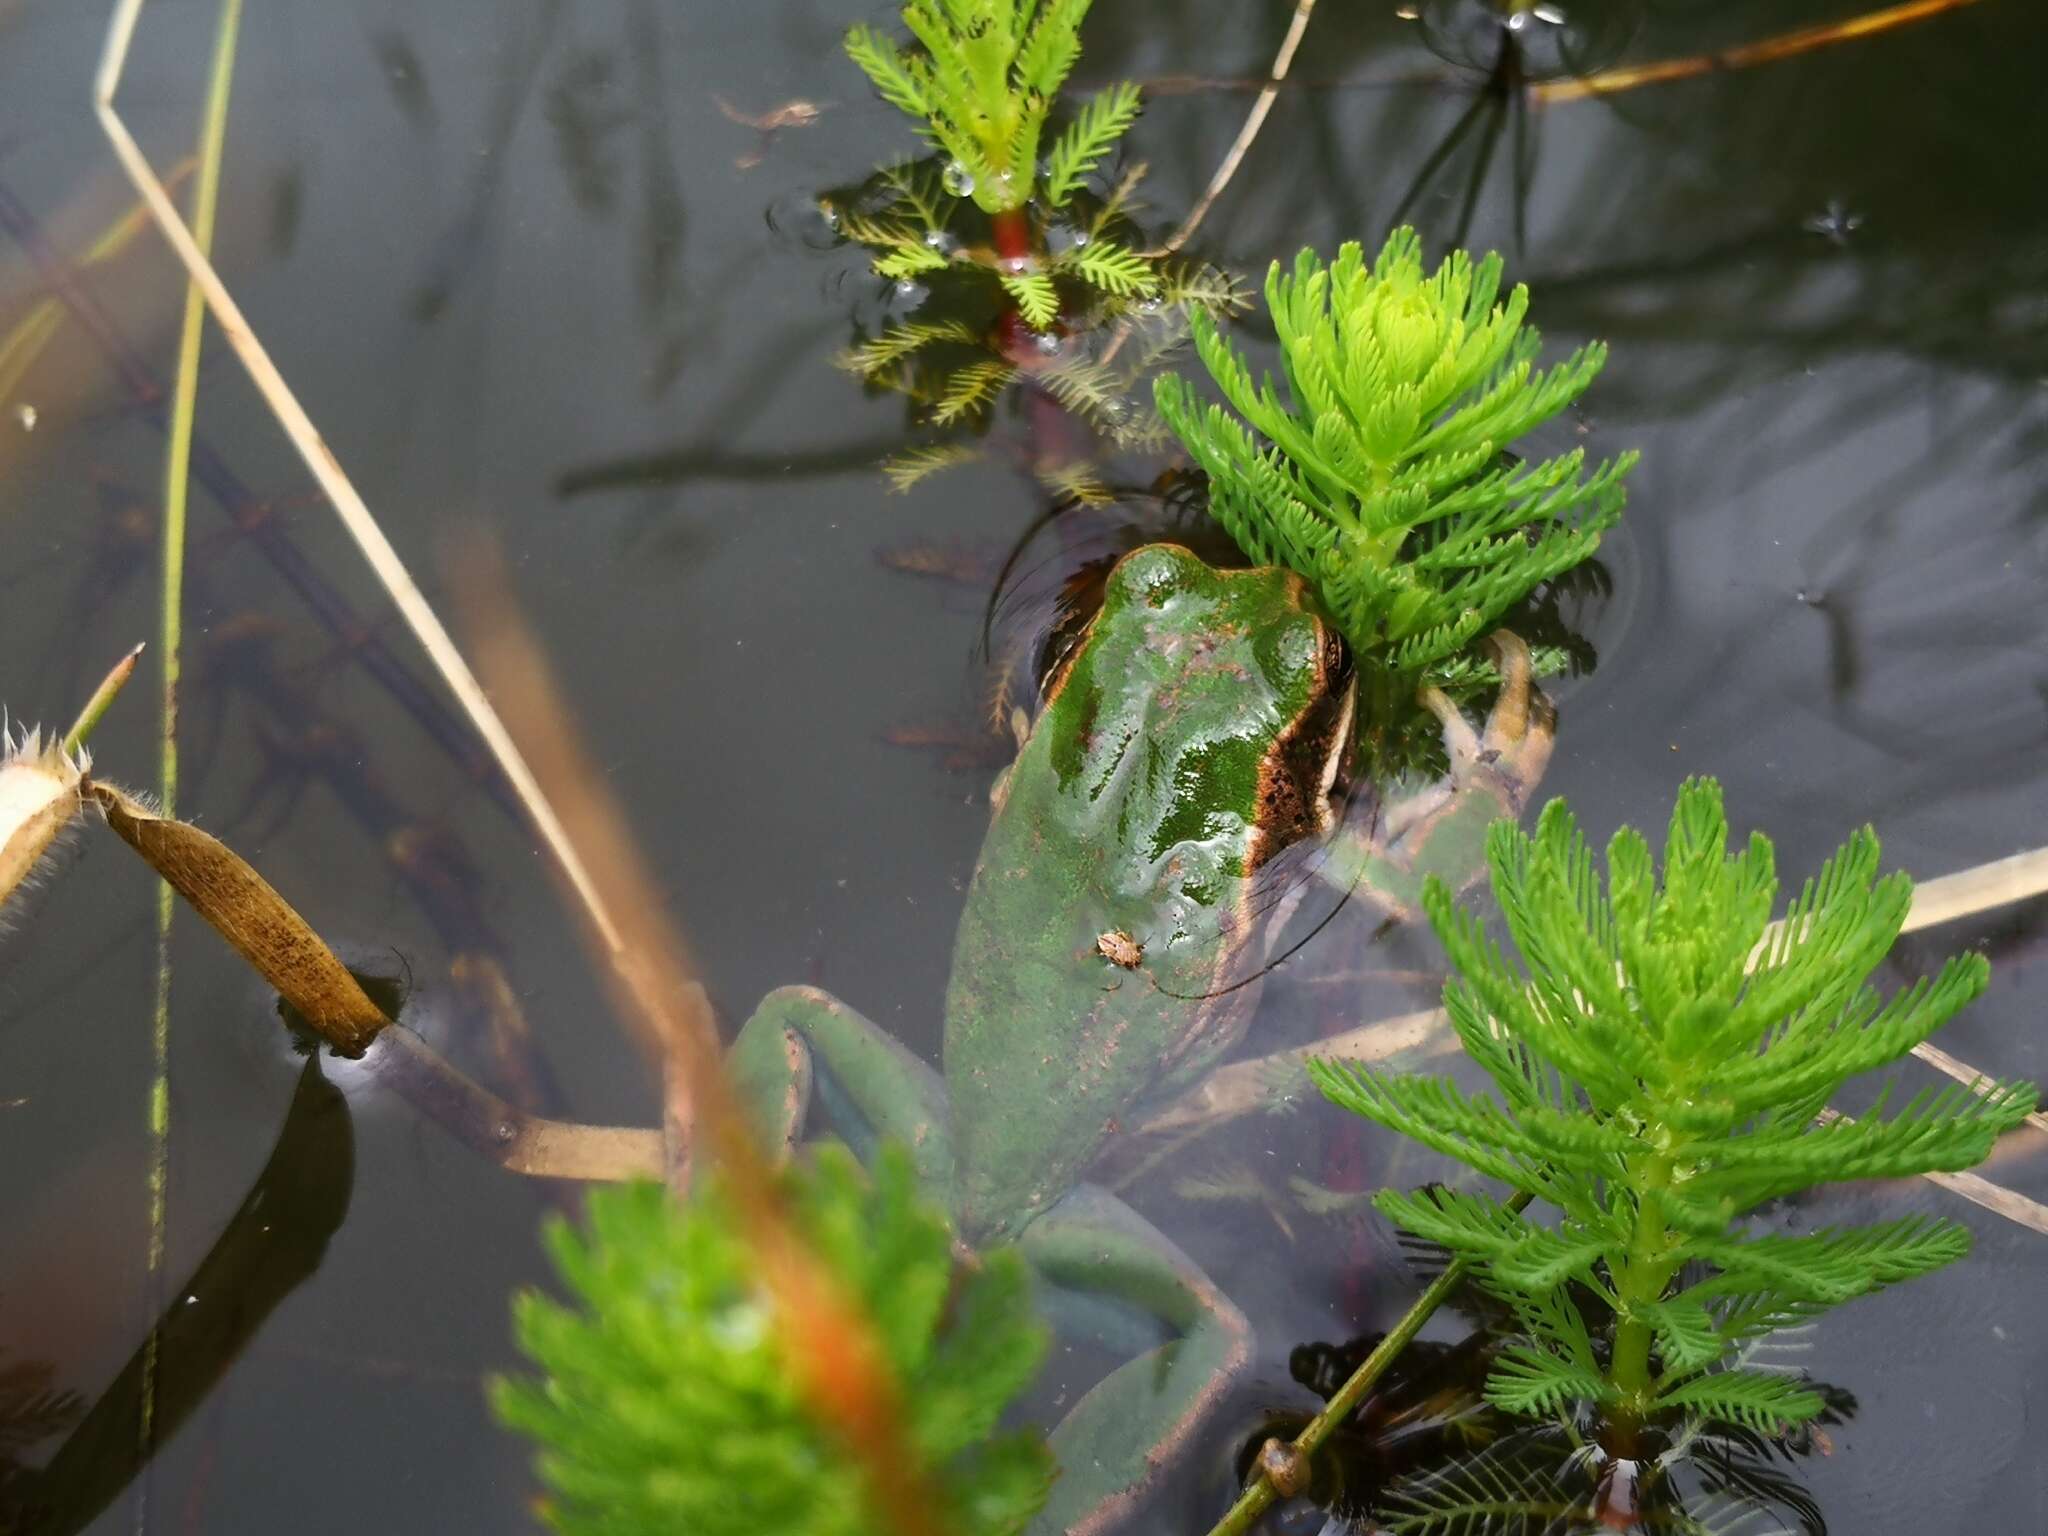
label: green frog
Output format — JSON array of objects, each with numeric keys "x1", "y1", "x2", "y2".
[{"x1": 728, "y1": 544, "x2": 1548, "y2": 1534}]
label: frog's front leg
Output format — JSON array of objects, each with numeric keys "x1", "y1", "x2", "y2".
[
  {"x1": 1322, "y1": 629, "x2": 1556, "y2": 921},
  {"x1": 727, "y1": 984, "x2": 954, "y2": 1192},
  {"x1": 1019, "y1": 1184, "x2": 1251, "y2": 1536}
]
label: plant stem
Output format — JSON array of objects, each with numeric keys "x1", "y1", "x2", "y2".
[
  {"x1": 1205, "y1": 1190, "x2": 1533, "y2": 1536},
  {"x1": 140, "y1": 0, "x2": 241, "y2": 1504},
  {"x1": 991, "y1": 205, "x2": 1033, "y2": 264},
  {"x1": 59, "y1": 643, "x2": 144, "y2": 756},
  {"x1": 1603, "y1": 1152, "x2": 1675, "y2": 1451}
]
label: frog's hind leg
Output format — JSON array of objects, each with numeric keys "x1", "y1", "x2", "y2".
[
  {"x1": 1419, "y1": 629, "x2": 1556, "y2": 813},
  {"x1": 1019, "y1": 1183, "x2": 1251, "y2": 1536},
  {"x1": 726, "y1": 984, "x2": 953, "y2": 1191}
]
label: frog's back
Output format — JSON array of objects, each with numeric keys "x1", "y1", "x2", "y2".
[{"x1": 943, "y1": 545, "x2": 1349, "y2": 1245}]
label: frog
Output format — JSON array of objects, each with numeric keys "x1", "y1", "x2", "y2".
[{"x1": 727, "y1": 543, "x2": 1551, "y2": 1535}]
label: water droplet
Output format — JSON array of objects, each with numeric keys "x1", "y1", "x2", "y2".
[
  {"x1": 940, "y1": 160, "x2": 975, "y2": 197},
  {"x1": 13, "y1": 403, "x2": 35, "y2": 431},
  {"x1": 998, "y1": 252, "x2": 1037, "y2": 276},
  {"x1": 1045, "y1": 222, "x2": 1088, "y2": 256},
  {"x1": 893, "y1": 279, "x2": 929, "y2": 306}
]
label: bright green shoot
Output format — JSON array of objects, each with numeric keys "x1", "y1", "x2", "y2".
[
  {"x1": 846, "y1": 0, "x2": 1136, "y2": 216},
  {"x1": 1312, "y1": 778, "x2": 2037, "y2": 1447},
  {"x1": 495, "y1": 1144, "x2": 1052, "y2": 1536},
  {"x1": 1156, "y1": 229, "x2": 1635, "y2": 691}
]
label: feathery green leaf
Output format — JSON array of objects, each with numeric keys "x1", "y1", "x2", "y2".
[
  {"x1": 495, "y1": 1143, "x2": 1052, "y2": 1536},
  {"x1": 1155, "y1": 230, "x2": 1634, "y2": 687},
  {"x1": 1320, "y1": 778, "x2": 2036, "y2": 1443}
]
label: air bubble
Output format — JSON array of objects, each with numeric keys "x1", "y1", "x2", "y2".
[{"x1": 941, "y1": 160, "x2": 975, "y2": 197}]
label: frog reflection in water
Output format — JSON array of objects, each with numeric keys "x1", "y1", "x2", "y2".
[{"x1": 729, "y1": 544, "x2": 1549, "y2": 1534}]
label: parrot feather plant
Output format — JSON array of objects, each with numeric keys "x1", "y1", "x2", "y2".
[
  {"x1": 832, "y1": 0, "x2": 1244, "y2": 486},
  {"x1": 496, "y1": 1144, "x2": 1053, "y2": 1536},
  {"x1": 1311, "y1": 778, "x2": 2037, "y2": 1456},
  {"x1": 842, "y1": 0, "x2": 1151, "y2": 299},
  {"x1": 1155, "y1": 228, "x2": 1636, "y2": 746}
]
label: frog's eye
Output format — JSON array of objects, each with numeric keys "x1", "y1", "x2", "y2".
[
  {"x1": 1322, "y1": 626, "x2": 1351, "y2": 686},
  {"x1": 1107, "y1": 543, "x2": 1203, "y2": 608}
]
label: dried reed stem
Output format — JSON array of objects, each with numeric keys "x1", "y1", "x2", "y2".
[
  {"x1": 92, "y1": 0, "x2": 624, "y2": 958},
  {"x1": 1155, "y1": 0, "x2": 1319, "y2": 258},
  {"x1": 1534, "y1": 0, "x2": 1983, "y2": 106}
]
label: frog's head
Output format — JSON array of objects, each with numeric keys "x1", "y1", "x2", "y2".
[{"x1": 1038, "y1": 542, "x2": 1355, "y2": 884}]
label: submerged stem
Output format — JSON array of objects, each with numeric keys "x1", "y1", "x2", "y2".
[{"x1": 1206, "y1": 1190, "x2": 1535, "y2": 1536}]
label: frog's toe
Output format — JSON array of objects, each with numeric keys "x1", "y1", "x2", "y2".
[
  {"x1": 1478, "y1": 628, "x2": 1556, "y2": 807},
  {"x1": 1480, "y1": 628, "x2": 1535, "y2": 748}
]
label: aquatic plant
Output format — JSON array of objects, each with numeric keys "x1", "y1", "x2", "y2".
[
  {"x1": 831, "y1": 1, "x2": 1248, "y2": 489},
  {"x1": 495, "y1": 1143, "x2": 1053, "y2": 1536},
  {"x1": 1154, "y1": 228, "x2": 1635, "y2": 696},
  {"x1": 829, "y1": 155, "x2": 1245, "y2": 494},
  {"x1": 1311, "y1": 778, "x2": 2036, "y2": 1447},
  {"x1": 845, "y1": 0, "x2": 1138, "y2": 242}
]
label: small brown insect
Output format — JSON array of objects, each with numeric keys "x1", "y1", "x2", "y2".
[{"x1": 1096, "y1": 930, "x2": 1143, "y2": 969}]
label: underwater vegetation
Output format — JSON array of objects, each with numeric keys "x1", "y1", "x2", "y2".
[{"x1": 1313, "y1": 778, "x2": 2037, "y2": 1450}]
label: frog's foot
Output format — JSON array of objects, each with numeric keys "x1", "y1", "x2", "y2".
[
  {"x1": 1020, "y1": 1184, "x2": 1252, "y2": 1536},
  {"x1": 726, "y1": 985, "x2": 953, "y2": 1191},
  {"x1": 1417, "y1": 628, "x2": 1555, "y2": 820},
  {"x1": 1319, "y1": 631, "x2": 1556, "y2": 919}
]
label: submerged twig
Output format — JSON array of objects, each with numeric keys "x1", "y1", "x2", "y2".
[
  {"x1": 0, "y1": 181, "x2": 520, "y2": 813},
  {"x1": 0, "y1": 158, "x2": 193, "y2": 421},
  {"x1": 92, "y1": 0, "x2": 623, "y2": 956},
  {"x1": 1534, "y1": 0, "x2": 1983, "y2": 106},
  {"x1": 362, "y1": 1026, "x2": 664, "y2": 1180}
]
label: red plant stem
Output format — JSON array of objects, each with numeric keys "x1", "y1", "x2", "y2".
[{"x1": 990, "y1": 205, "x2": 1033, "y2": 265}]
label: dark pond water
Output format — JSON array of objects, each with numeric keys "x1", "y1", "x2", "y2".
[{"x1": 1, "y1": 1, "x2": 2044, "y2": 1532}]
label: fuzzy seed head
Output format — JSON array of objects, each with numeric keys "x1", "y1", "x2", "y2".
[{"x1": 0, "y1": 728, "x2": 87, "y2": 918}]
